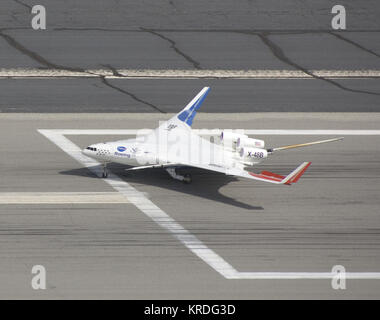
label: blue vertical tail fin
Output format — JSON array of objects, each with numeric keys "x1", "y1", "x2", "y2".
[{"x1": 176, "y1": 87, "x2": 210, "y2": 127}]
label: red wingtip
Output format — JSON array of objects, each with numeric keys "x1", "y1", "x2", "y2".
[
  {"x1": 260, "y1": 171, "x2": 286, "y2": 180},
  {"x1": 289, "y1": 162, "x2": 312, "y2": 183}
]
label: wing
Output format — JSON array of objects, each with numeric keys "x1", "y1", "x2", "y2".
[
  {"x1": 160, "y1": 127, "x2": 311, "y2": 185},
  {"x1": 125, "y1": 163, "x2": 181, "y2": 171},
  {"x1": 240, "y1": 162, "x2": 311, "y2": 185},
  {"x1": 133, "y1": 87, "x2": 311, "y2": 185},
  {"x1": 176, "y1": 159, "x2": 311, "y2": 185}
]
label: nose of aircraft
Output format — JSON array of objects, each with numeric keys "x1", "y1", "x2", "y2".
[
  {"x1": 82, "y1": 147, "x2": 90, "y2": 156},
  {"x1": 82, "y1": 144, "x2": 97, "y2": 157}
]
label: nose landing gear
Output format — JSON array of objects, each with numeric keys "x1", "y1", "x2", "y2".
[
  {"x1": 165, "y1": 168, "x2": 192, "y2": 184},
  {"x1": 102, "y1": 163, "x2": 108, "y2": 178}
]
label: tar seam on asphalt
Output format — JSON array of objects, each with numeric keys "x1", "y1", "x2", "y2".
[
  {"x1": 101, "y1": 64, "x2": 124, "y2": 77},
  {"x1": 11, "y1": 0, "x2": 32, "y2": 10},
  {"x1": 1, "y1": 26, "x2": 379, "y2": 98},
  {"x1": 250, "y1": 31, "x2": 380, "y2": 96},
  {"x1": 0, "y1": 30, "x2": 164, "y2": 113},
  {"x1": 0, "y1": 27, "x2": 373, "y2": 33},
  {"x1": 99, "y1": 73, "x2": 165, "y2": 113},
  {"x1": 328, "y1": 31, "x2": 380, "y2": 59},
  {"x1": 141, "y1": 27, "x2": 203, "y2": 70}
]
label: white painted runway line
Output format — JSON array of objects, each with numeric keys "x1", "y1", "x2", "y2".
[
  {"x1": 56, "y1": 129, "x2": 380, "y2": 136},
  {"x1": 38, "y1": 129, "x2": 380, "y2": 280},
  {"x1": 0, "y1": 192, "x2": 129, "y2": 204},
  {"x1": 38, "y1": 129, "x2": 238, "y2": 279},
  {"x1": 1, "y1": 69, "x2": 380, "y2": 79},
  {"x1": 234, "y1": 272, "x2": 380, "y2": 280}
]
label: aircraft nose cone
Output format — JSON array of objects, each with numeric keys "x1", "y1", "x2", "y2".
[{"x1": 82, "y1": 147, "x2": 92, "y2": 156}]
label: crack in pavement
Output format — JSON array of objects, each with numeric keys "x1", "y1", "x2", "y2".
[
  {"x1": 99, "y1": 77, "x2": 165, "y2": 113},
  {"x1": 251, "y1": 31, "x2": 380, "y2": 96},
  {"x1": 53, "y1": 27, "x2": 143, "y2": 32},
  {"x1": 168, "y1": 0, "x2": 179, "y2": 12},
  {"x1": 0, "y1": 29, "x2": 85, "y2": 72},
  {"x1": 99, "y1": 65, "x2": 165, "y2": 113},
  {"x1": 329, "y1": 31, "x2": 380, "y2": 60},
  {"x1": 142, "y1": 28, "x2": 202, "y2": 69},
  {"x1": 0, "y1": 30, "x2": 163, "y2": 113},
  {"x1": 101, "y1": 64, "x2": 124, "y2": 77},
  {"x1": 0, "y1": 27, "x2": 372, "y2": 33},
  {"x1": 10, "y1": 12, "x2": 22, "y2": 24},
  {"x1": 1, "y1": 25, "x2": 379, "y2": 103},
  {"x1": 11, "y1": 0, "x2": 32, "y2": 10}
]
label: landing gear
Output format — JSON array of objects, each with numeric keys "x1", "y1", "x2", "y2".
[
  {"x1": 166, "y1": 168, "x2": 192, "y2": 184},
  {"x1": 102, "y1": 163, "x2": 108, "y2": 178}
]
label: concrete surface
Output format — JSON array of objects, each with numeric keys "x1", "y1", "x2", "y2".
[{"x1": 0, "y1": 113, "x2": 379, "y2": 299}]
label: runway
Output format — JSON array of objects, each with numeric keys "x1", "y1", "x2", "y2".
[
  {"x1": 0, "y1": 113, "x2": 379, "y2": 299},
  {"x1": 1, "y1": 0, "x2": 380, "y2": 300},
  {"x1": 1, "y1": 78, "x2": 380, "y2": 113},
  {"x1": 1, "y1": 1, "x2": 380, "y2": 114}
]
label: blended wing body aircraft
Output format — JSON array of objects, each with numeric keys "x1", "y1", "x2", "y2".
[{"x1": 82, "y1": 87, "x2": 343, "y2": 184}]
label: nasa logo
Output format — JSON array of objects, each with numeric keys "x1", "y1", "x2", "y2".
[{"x1": 117, "y1": 146, "x2": 126, "y2": 152}]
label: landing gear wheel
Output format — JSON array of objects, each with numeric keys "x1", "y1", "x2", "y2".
[
  {"x1": 102, "y1": 163, "x2": 108, "y2": 178},
  {"x1": 183, "y1": 173, "x2": 192, "y2": 184},
  {"x1": 166, "y1": 168, "x2": 191, "y2": 183}
]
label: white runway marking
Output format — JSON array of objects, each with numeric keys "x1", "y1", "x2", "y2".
[
  {"x1": 55, "y1": 129, "x2": 380, "y2": 136},
  {"x1": 38, "y1": 129, "x2": 238, "y2": 279},
  {"x1": 2, "y1": 69, "x2": 380, "y2": 79},
  {"x1": 233, "y1": 272, "x2": 380, "y2": 280},
  {"x1": 0, "y1": 192, "x2": 129, "y2": 204},
  {"x1": 38, "y1": 129, "x2": 380, "y2": 280}
]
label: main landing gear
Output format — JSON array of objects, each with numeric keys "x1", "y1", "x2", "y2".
[
  {"x1": 165, "y1": 168, "x2": 192, "y2": 184},
  {"x1": 102, "y1": 163, "x2": 108, "y2": 178}
]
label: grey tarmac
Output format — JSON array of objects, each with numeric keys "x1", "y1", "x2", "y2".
[
  {"x1": 0, "y1": 113, "x2": 379, "y2": 299},
  {"x1": 1, "y1": 78, "x2": 380, "y2": 113}
]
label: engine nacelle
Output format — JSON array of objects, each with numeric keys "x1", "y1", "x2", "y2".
[
  {"x1": 239, "y1": 147, "x2": 268, "y2": 163},
  {"x1": 237, "y1": 137, "x2": 265, "y2": 149},
  {"x1": 220, "y1": 131, "x2": 248, "y2": 148},
  {"x1": 136, "y1": 152, "x2": 158, "y2": 165}
]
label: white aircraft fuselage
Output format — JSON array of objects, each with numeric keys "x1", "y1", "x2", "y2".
[
  {"x1": 81, "y1": 87, "x2": 343, "y2": 184},
  {"x1": 83, "y1": 139, "x2": 147, "y2": 167}
]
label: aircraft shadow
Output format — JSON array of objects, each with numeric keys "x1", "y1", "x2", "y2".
[{"x1": 60, "y1": 163, "x2": 264, "y2": 210}]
